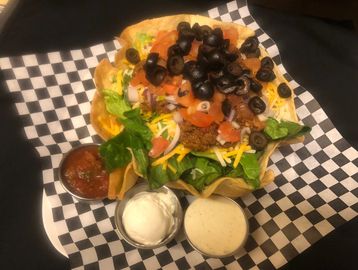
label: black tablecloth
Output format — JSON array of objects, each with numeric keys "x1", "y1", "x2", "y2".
[{"x1": 0, "y1": 1, "x2": 357, "y2": 269}]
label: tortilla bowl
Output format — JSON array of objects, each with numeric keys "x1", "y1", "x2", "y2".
[{"x1": 91, "y1": 14, "x2": 303, "y2": 199}]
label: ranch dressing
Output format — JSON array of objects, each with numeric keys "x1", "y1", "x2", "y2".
[{"x1": 184, "y1": 195, "x2": 248, "y2": 257}]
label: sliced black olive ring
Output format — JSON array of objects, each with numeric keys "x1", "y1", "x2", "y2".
[
  {"x1": 249, "y1": 131, "x2": 268, "y2": 151},
  {"x1": 277, "y1": 82, "x2": 292, "y2": 98},
  {"x1": 192, "y1": 80, "x2": 214, "y2": 100},
  {"x1": 261, "y1": 56, "x2": 274, "y2": 70},
  {"x1": 145, "y1": 65, "x2": 167, "y2": 86},
  {"x1": 248, "y1": 96, "x2": 266, "y2": 114},
  {"x1": 125, "y1": 48, "x2": 140, "y2": 64},
  {"x1": 256, "y1": 67, "x2": 276, "y2": 82},
  {"x1": 145, "y1": 52, "x2": 159, "y2": 70},
  {"x1": 167, "y1": 55, "x2": 184, "y2": 75},
  {"x1": 240, "y1": 36, "x2": 259, "y2": 53}
]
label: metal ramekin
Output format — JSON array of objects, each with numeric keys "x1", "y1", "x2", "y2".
[
  {"x1": 114, "y1": 182, "x2": 183, "y2": 249},
  {"x1": 58, "y1": 143, "x2": 107, "y2": 203},
  {"x1": 183, "y1": 195, "x2": 249, "y2": 258}
]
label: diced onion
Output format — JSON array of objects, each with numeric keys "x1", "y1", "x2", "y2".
[
  {"x1": 164, "y1": 124, "x2": 180, "y2": 155},
  {"x1": 257, "y1": 114, "x2": 267, "y2": 122},
  {"x1": 166, "y1": 104, "x2": 177, "y2": 111},
  {"x1": 226, "y1": 109, "x2": 235, "y2": 122},
  {"x1": 213, "y1": 147, "x2": 226, "y2": 167},
  {"x1": 232, "y1": 121, "x2": 240, "y2": 129},
  {"x1": 173, "y1": 111, "x2": 183, "y2": 123},
  {"x1": 165, "y1": 95, "x2": 178, "y2": 104},
  {"x1": 127, "y1": 85, "x2": 139, "y2": 103},
  {"x1": 216, "y1": 135, "x2": 226, "y2": 145},
  {"x1": 196, "y1": 101, "x2": 210, "y2": 112},
  {"x1": 240, "y1": 127, "x2": 251, "y2": 141}
]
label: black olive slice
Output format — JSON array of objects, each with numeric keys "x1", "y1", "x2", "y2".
[
  {"x1": 234, "y1": 76, "x2": 250, "y2": 96},
  {"x1": 145, "y1": 52, "x2": 159, "y2": 70},
  {"x1": 192, "y1": 80, "x2": 214, "y2": 100},
  {"x1": 256, "y1": 67, "x2": 276, "y2": 82},
  {"x1": 207, "y1": 49, "x2": 226, "y2": 71},
  {"x1": 178, "y1": 28, "x2": 196, "y2": 42},
  {"x1": 203, "y1": 33, "x2": 221, "y2": 48},
  {"x1": 212, "y1": 28, "x2": 224, "y2": 41},
  {"x1": 261, "y1": 56, "x2": 274, "y2": 70},
  {"x1": 177, "y1": 21, "x2": 191, "y2": 32},
  {"x1": 177, "y1": 37, "x2": 192, "y2": 56},
  {"x1": 167, "y1": 44, "x2": 182, "y2": 57},
  {"x1": 245, "y1": 48, "x2": 261, "y2": 58},
  {"x1": 215, "y1": 76, "x2": 237, "y2": 94},
  {"x1": 222, "y1": 99, "x2": 232, "y2": 117},
  {"x1": 192, "y1": 23, "x2": 203, "y2": 41},
  {"x1": 146, "y1": 65, "x2": 167, "y2": 86},
  {"x1": 277, "y1": 83, "x2": 292, "y2": 98},
  {"x1": 189, "y1": 66, "x2": 207, "y2": 82},
  {"x1": 167, "y1": 55, "x2": 184, "y2": 75},
  {"x1": 240, "y1": 36, "x2": 259, "y2": 53},
  {"x1": 125, "y1": 48, "x2": 140, "y2": 64},
  {"x1": 249, "y1": 78, "x2": 263, "y2": 93},
  {"x1": 225, "y1": 62, "x2": 243, "y2": 78},
  {"x1": 183, "y1": 61, "x2": 197, "y2": 80},
  {"x1": 200, "y1": 25, "x2": 212, "y2": 39},
  {"x1": 248, "y1": 96, "x2": 266, "y2": 114},
  {"x1": 249, "y1": 131, "x2": 268, "y2": 150}
]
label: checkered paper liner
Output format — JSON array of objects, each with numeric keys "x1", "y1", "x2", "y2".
[{"x1": 1, "y1": 0, "x2": 358, "y2": 269}]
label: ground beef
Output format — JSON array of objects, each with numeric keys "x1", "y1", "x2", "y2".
[
  {"x1": 155, "y1": 100, "x2": 171, "y2": 114},
  {"x1": 140, "y1": 92, "x2": 171, "y2": 114},
  {"x1": 179, "y1": 121, "x2": 218, "y2": 151}
]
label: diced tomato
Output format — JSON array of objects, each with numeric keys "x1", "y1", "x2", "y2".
[
  {"x1": 131, "y1": 68, "x2": 149, "y2": 87},
  {"x1": 218, "y1": 121, "x2": 241, "y2": 142},
  {"x1": 208, "y1": 91, "x2": 225, "y2": 123},
  {"x1": 187, "y1": 40, "x2": 200, "y2": 60},
  {"x1": 222, "y1": 27, "x2": 239, "y2": 46},
  {"x1": 242, "y1": 58, "x2": 261, "y2": 74},
  {"x1": 151, "y1": 30, "x2": 178, "y2": 60},
  {"x1": 148, "y1": 84, "x2": 166, "y2": 96},
  {"x1": 179, "y1": 108, "x2": 214, "y2": 128},
  {"x1": 162, "y1": 75, "x2": 182, "y2": 95},
  {"x1": 149, "y1": 136, "x2": 170, "y2": 158},
  {"x1": 175, "y1": 80, "x2": 196, "y2": 107}
]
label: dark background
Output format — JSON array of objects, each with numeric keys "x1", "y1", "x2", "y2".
[{"x1": 0, "y1": 1, "x2": 357, "y2": 269}]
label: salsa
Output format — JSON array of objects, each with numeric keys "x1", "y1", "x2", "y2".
[{"x1": 61, "y1": 145, "x2": 109, "y2": 199}]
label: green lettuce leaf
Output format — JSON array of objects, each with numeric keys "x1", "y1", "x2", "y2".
[
  {"x1": 182, "y1": 157, "x2": 223, "y2": 191},
  {"x1": 102, "y1": 90, "x2": 131, "y2": 118},
  {"x1": 148, "y1": 164, "x2": 170, "y2": 189},
  {"x1": 191, "y1": 151, "x2": 219, "y2": 162},
  {"x1": 100, "y1": 109, "x2": 153, "y2": 177},
  {"x1": 264, "y1": 117, "x2": 311, "y2": 140},
  {"x1": 240, "y1": 153, "x2": 260, "y2": 189}
]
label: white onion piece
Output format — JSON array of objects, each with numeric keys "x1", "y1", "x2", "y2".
[
  {"x1": 257, "y1": 114, "x2": 267, "y2": 122},
  {"x1": 240, "y1": 127, "x2": 251, "y2": 141},
  {"x1": 196, "y1": 101, "x2": 210, "y2": 112},
  {"x1": 127, "y1": 85, "x2": 139, "y2": 103},
  {"x1": 216, "y1": 135, "x2": 226, "y2": 145},
  {"x1": 213, "y1": 147, "x2": 226, "y2": 167},
  {"x1": 232, "y1": 121, "x2": 240, "y2": 129},
  {"x1": 245, "y1": 149, "x2": 256, "y2": 154},
  {"x1": 166, "y1": 104, "x2": 177, "y2": 111},
  {"x1": 173, "y1": 111, "x2": 183, "y2": 123},
  {"x1": 164, "y1": 124, "x2": 180, "y2": 155},
  {"x1": 226, "y1": 109, "x2": 235, "y2": 122},
  {"x1": 165, "y1": 95, "x2": 178, "y2": 104}
]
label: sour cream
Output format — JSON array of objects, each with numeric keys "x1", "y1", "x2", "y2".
[
  {"x1": 122, "y1": 191, "x2": 177, "y2": 245},
  {"x1": 184, "y1": 195, "x2": 248, "y2": 257}
]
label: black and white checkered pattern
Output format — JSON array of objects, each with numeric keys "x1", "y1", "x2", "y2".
[{"x1": 1, "y1": 1, "x2": 357, "y2": 269}]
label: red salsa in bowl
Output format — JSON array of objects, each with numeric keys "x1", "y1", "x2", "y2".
[{"x1": 59, "y1": 144, "x2": 109, "y2": 201}]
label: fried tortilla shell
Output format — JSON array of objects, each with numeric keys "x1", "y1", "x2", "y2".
[{"x1": 91, "y1": 14, "x2": 303, "y2": 199}]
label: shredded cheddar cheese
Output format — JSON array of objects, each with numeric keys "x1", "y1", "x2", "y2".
[
  {"x1": 98, "y1": 115, "x2": 121, "y2": 136},
  {"x1": 152, "y1": 144, "x2": 190, "y2": 166},
  {"x1": 233, "y1": 143, "x2": 251, "y2": 168}
]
